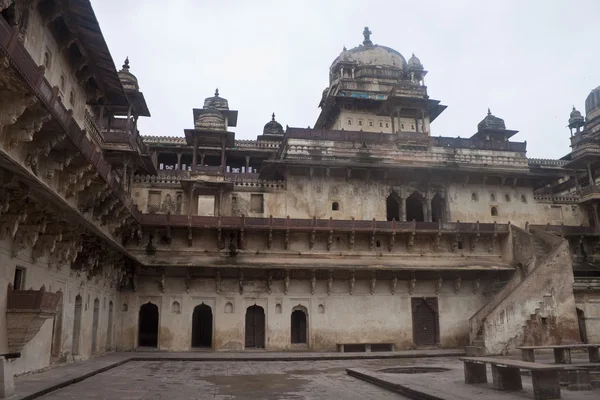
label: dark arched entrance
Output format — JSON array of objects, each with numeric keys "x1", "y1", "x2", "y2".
[
  {"x1": 72, "y1": 295, "x2": 82, "y2": 355},
  {"x1": 431, "y1": 193, "x2": 444, "y2": 223},
  {"x1": 138, "y1": 302, "x2": 159, "y2": 348},
  {"x1": 245, "y1": 305, "x2": 265, "y2": 348},
  {"x1": 91, "y1": 298, "x2": 100, "y2": 354},
  {"x1": 411, "y1": 297, "x2": 440, "y2": 347},
  {"x1": 291, "y1": 308, "x2": 307, "y2": 344},
  {"x1": 386, "y1": 193, "x2": 401, "y2": 221},
  {"x1": 406, "y1": 192, "x2": 425, "y2": 222},
  {"x1": 577, "y1": 308, "x2": 588, "y2": 343},
  {"x1": 192, "y1": 304, "x2": 213, "y2": 348}
]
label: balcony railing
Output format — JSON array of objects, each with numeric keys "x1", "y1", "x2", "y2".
[{"x1": 84, "y1": 109, "x2": 104, "y2": 146}]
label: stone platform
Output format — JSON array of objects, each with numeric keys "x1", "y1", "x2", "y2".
[{"x1": 12, "y1": 349, "x2": 463, "y2": 400}]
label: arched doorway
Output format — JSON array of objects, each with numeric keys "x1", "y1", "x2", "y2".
[
  {"x1": 291, "y1": 307, "x2": 308, "y2": 344},
  {"x1": 406, "y1": 192, "x2": 425, "y2": 222},
  {"x1": 138, "y1": 302, "x2": 159, "y2": 348},
  {"x1": 107, "y1": 301, "x2": 114, "y2": 351},
  {"x1": 577, "y1": 308, "x2": 588, "y2": 343},
  {"x1": 191, "y1": 304, "x2": 213, "y2": 348},
  {"x1": 51, "y1": 291, "x2": 63, "y2": 357},
  {"x1": 91, "y1": 298, "x2": 100, "y2": 354},
  {"x1": 245, "y1": 305, "x2": 265, "y2": 348},
  {"x1": 431, "y1": 193, "x2": 444, "y2": 223},
  {"x1": 72, "y1": 295, "x2": 82, "y2": 355},
  {"x1": 386, "y1": 193, "x2": 401, "y2": 221},
  {"x1": 411, "y1": 297, "x2": 439, "y2": 347}
]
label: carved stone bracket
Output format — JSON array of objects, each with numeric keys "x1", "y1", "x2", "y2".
[
  {"x1": 408, "y1": 271, "x2": 416, "y2": 295},
  {"x1": 370, "y1": 271, "x2": 376, "y2": 295},
  {"x1": 390, "y1": 274, "x2": 398, "y2": 295},
  {"x1": 348, "y1": 271, "x2": 355, "y2": 295},
  {"x1": 454, "y1": 276, "x2": 461, "y2": 294},
  {"x1": 284, "y1": 270, "x2": 290, "y2": 295},
  {"x1": 327, "y1": 270, "x2": 333, "y2": 296},
  {"x1": 310, "y1": 270, "x2": 316, "y2": 295},
  {"x1": 266, "y1": 270, "x2": 272, "y2": 295},
  {"x1": 238, "y1": 269, "x2": 244, "y2": 295},
  {"x1": 435, "y1": 274, "x2": 443, "y2": 295}
]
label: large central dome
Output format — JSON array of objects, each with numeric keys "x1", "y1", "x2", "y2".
[{"x1": 330, "y1": 27, "x2": 407, "y2": 75}]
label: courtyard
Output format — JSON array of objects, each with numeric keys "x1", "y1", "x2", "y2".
[{"x1": 33, "y1": 359, "x2": 408, "y2": 400}]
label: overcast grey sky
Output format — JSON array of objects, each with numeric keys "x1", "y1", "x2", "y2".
[{"x1": 91, "y1": 0, "x2": 600, "y2": 159}]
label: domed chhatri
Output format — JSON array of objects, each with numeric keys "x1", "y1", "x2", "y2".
[
  {"x1": 408, "y1": 53, "x2": 424, "y2": 70},
  {"x1": 569, "y1": 106, "x2": 585, "y2": 135},
  {"x1": 478, "y1": 108, "x2": 506, "y2": 132},
  {"x1": 203, "y1": 88, "x2": 229, "y2": 111},
  {"x1": 263, "y1": 113, "x2": 284, "y2": 136},
  {"x1": 118, "y1": 57, "x2": 139, "y2": 91}
]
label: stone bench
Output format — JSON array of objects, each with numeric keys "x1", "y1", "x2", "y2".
[
  {"x1": 518, "y1": 344, "x2": 600, "y2": 364},
  {"x1": 460, "y1": 357, "x2": 566, "y2": 400},
  {"x1": 336, "y1": 343, "x2": 395, "y2": 353}
]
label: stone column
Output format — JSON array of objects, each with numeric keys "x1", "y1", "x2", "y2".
[
  {"x1": 151, "y1": 151, "x2": 158, "y2": 167},
  {"x1": 200, "y1": 153, "x2": 206, "y2": 167},
  {"x1": 587, "y1": 163, "x2": 594, "y2": 186},
  {"x1": 220, "y1": 137, "x2": 226, "y2": 170},
  {"x1": 122, "y1": 159, "x2": 128, "y2": 190},
  {"x1": 401, "y1": 197, "x2": 406, "y2": 222},
  {"x1": 218, "y1": 189, "x2": 224, "y2": 217},
  {"x1": 574, "y1": 171, "x2": 581, "y2": 192},
  {"x1": 390, "y1": 114, "x2": 395, "y2": 134},
  {"x1": 245, "y1": 156, "x2": 250, "y2": 173},
  {"x1": 593, "y1": 204, "x2": 600, "y2": 231},
  {"x1": 176, "y1": 153, "x2": 182, "y2": 170},
  {"x1": 425, "y1": 199, "x2": 432, "y2": 222},
  {"x1": 192, "y1": 137, "x2": 198, "y2": 172},
  {"x1": 0, "y1": 357, "x2": 15, "y2": 398},
  {"x1": 188, "y1": 184, "x2": 195, "y2": 217}
]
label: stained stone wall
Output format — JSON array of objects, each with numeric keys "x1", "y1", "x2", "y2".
[
  {"x1": 122, "y1": 275, "x2": 491, "y2": 351},
  {"x1": 0, "y1": 238, "x2": 121, "y2": 375}
]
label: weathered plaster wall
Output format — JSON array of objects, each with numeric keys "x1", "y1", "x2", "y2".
[
  {"x1": 22, "y1": 7, "x2": 89, "y2": 130},
  {"x1": 448, "y1": 184, "x2": 587, "y2": 226},
  {"x1": 0, "y1": 238, "x2": 120, "y2": 375},
  {"x1": 575, "y1": 292, "x2": 600, "y2": 343},
  {"x1": 126, "y1": 275, "x2": 488, "y2": 351}
]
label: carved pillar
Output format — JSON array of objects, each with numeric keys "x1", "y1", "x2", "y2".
[
  {"x1": 401, "y1": 197, "x2": 406, "y2": 222},
  {"x1": 125, "y1": 104, "x2": 132, "y2": 132},
  {"x1": 245, "y1": 156, "x2": 250, "y2": 173},
  {"x1": 425, "y1": 197, "x2": 432, "y2": 222},
  {"x1": 574, "y1": 171, "x2": 581, "y2": 192},
  {"x1": 220, "y1": 136, "x2": 226, "y2": 169},
  {"x1": 192, "y1": 137, "x2": 198, "y2": 172},
  {"x1": 217, "y1": 189, "x2": 223, "y2": 217},
  {"x1": 151, "y1": 151, "x2": 158, "y2": 167},
  {"x1": 593, "y1": 204, "x2": 600, "y2": 232},
  {"x1": 200, "y1": 153, "x2": 205, "y2": 167},
  {"x1": 587, "y1": 163, "x2": 594, "y2": 186},
  {"x1": 176, "y1": 153, "x2": 182, "y2": 170},
  {"x1": 396, "y1": 107, "x2": 402, "y2": 133},
  {"x1": 390, "y1": 114, "x2": 395, "y2": 133}
]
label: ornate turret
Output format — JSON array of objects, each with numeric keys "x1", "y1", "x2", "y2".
[
  {"x1": 408, "y1": 53, "x2": 424, "y2": 71},
  {"x1": 204, "y1": 88, "x2": 229, "y2": 111},
  {"x1": 568, "y1": 106, "x2": 585, "y2": 136},
  {"x1": 471, "y1": 109, "x2": 518, "y2": 141},
  {"x1": 118, "y1": 57, "x2": 139, "y2": 91},
  {"x1": 258, "y1": 113, "x2": 285, "y2": 141}
]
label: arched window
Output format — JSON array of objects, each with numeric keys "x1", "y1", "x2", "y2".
[
  {"x1": 386, "y1": 192, "x2": 401, "y2": 221},
  {"x1": 491, "y1": 206, "x2": 498, "y2": 217},
  {"x1": 332, "y1": 202, "x2": 339, "y2": 211},
  {"x1": 504, "y1": 194, "x2": 511, "y2": 202},
  {"x1": 490, "y1": 193, "x2": 496, "y2": 202},
  {"x1": 521, "y1": 195, "x2": 527, "y2": 203},
  {"x1": 69, "y1": 90, "x2": 75, "y2": 106},
  {"x1": 471, "y1": 193, "x2": 478, "y2": 201},
  {"x1": 406, "y1": 192, "x2": 425, "y2": 222},
  {"x1": 431, "y1": 193, "x2": 444, "y2": 223}
]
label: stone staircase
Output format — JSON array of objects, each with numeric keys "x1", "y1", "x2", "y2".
[{"x1": 466, "y1": 226, "x2": 580, "y2": 356}]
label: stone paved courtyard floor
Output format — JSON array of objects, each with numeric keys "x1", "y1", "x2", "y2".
[{"x1": 36, "y1": 359, "x2": 409, "y2": 400}]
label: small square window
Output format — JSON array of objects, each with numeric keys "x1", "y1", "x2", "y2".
[
  {"x1": 379, "y1": 122, "x2": 383, "y2": 127},
  {"x1": 347, "y1": 119, "x2": 352, "y2": 126},
  {"x1": 332, "y1": 201, "x2": 340, "y2": 211},
  {"x1": 13, "y1": 267, "x2": 25, "y2": 290},
  {"x1": 358, "y1": 120, "x2": 363, "y2": 126},
  {"x1": 385, "y1": 123, "x2": 389, "y2": 128},
  {"x1": 250, "y1": 194, "x2": 264, "y2": 213},
  {"x1": 471, "y1": 193, "x2": 478, "y2": 201},
  {"x1": 368, "y1": 121, "x2": 373, "y2": 127},
  {"x1": 401, "y1": 124, "x2": 405, "y2": 129}
]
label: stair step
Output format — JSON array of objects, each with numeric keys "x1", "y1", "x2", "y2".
[
  {"x1": 465, "y1": 346, "x2": 486, "y2": 357},
  {"x1": 472, "y1": 339, "x2": 484, "y2": 347}
]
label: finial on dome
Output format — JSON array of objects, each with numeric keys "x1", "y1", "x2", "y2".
[
  {"x1": 343, "y1": 45, "x2": 347, "y2": 51},
  {"x1": 215, "y1": 88, "x2": 219, "y2": 97},
  {"x1": 487, "y1": 108, "x2": 491, "y2": 115},
  {"x1": 123, "y1": 57, "x2": 130, "y2": 70},
  {"x1": 272, "y1": 112, "x2": 276, "y2": 121},
  {"x1": 573, "y1": 105, "x2": 576, "y2": 111},
  {"x1": 362, "y1": 26, "x2": 373, "y2": 46}
]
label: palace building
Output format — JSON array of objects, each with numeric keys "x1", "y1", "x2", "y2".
[{"x1": 0, "y1": 1, "x2": 599, "y2": 379}]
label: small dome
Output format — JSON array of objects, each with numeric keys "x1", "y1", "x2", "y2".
[
  {"x1": 569, "y1": 106, "x2": 585, "y2": 128},
  {"x1": 118, "y1": 57, "x2": 139, "y2": 91},
  {"x1": 204, "y1": 88, "x2": 229, "y2": 110},
  {"x1": 263, "y1": 113, "x2": 284, "y2": 136},
  {"x1": 194, "y1": 109, "x2": 226, "y2": 131},
  {"x1": 477, "y1": 108, "x2": 506, "y2": 131},
  {"x1": 585, "y1": 86, "x2": 600, "y2": 116},
  {"x1": 408, "y1": 53, "x2": 424, "y2": 70}
]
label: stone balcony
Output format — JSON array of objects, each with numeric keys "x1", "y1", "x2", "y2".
[
  {"x1": 578, "y1": 184, "x2": 600, "y2": 203},
  {"x1": 6, "y1": 285, "x2": 61, "y2": 353}
]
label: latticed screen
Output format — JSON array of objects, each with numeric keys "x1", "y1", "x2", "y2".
[
  {"x1": 148, "y1": 191, "x2": 162, "y2": 213},
  {"x1": 250, "y1": 194, "x2": 264, "y2": 213}
]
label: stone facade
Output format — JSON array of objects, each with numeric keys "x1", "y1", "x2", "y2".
[{"x1": 0, "y1": 3, "x2": 598, "y2": 383}]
